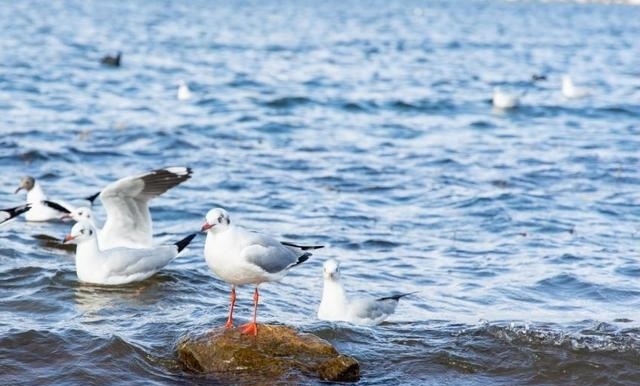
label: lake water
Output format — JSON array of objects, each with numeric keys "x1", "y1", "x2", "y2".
[{"x1": 1, "y1": 0, "x2": 640, "y2": 385}]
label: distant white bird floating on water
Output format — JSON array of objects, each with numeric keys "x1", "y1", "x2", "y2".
[
  {"x1": 68, "y1": 167, "x2": 192, "y2": 249},
  {"x1": 492, "y1": 87, "x2": 520, "y2": 109},
  {"x1": 177, "y1": 80, "x2": 192, "y2": 100},
  {"x1": 562, "y1": 75, "x2": 591, "y2": 99},
  {"x1": 0, "y1": 204, "x2": 31, "y2": 225},
  {"x1": 62, "y1": 222, "x2": 196, "y2": 285},
  {"x1": 15, "y1": 176, "x2": 74, "y2": 222},
  {"x1": 201, "y1": 207, "x2": 323, "y2": 336},
  {"x1": 317, "y1": 259, "x2": 415, "y2": 325}
]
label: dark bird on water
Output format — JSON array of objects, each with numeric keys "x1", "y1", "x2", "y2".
[
  {"x1": 101, "y1": 51, "x2": 121, "y2": 67},
  {"x1": 531, "y1": 73, "x2": 547, "y2": 82}
]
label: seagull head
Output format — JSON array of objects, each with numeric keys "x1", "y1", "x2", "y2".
[
  {"x1": 15, "y1": 176, "x2": 35, "y2": 194},
  {"x1": 323, "y1": 259, "x2": 341, "y2": 281},
  {"x1": 201, "y1": 208, "x2": 230, "y2": 233},
  {"x1": 63, "y1": 222, "x2": 96, "y2": 244},
  {"x1": 67, "y1": 206, "x2": 94, "y2": 223}
]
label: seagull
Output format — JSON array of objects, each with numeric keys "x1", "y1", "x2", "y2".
[
  {"x1": 100, "y1": 51, "x2": 121, "y2": 67},
  {"x1": 492, "y1": 87, "x2": 520, "y2": 109},
  {"x1": 317, "y1": 259, "x2": 415, "y2": 325},
  {"x1": 62, "y1": 222, "x2": 196, "y2": 285},
  {"x1": 67, "y1": 167, "x2": 192, "y2": 249},
  {"x1": 0, "y1": 204, "x2": 31, "y2": 225},
  {"x1": 201, "y1": 207, "x2": 323, "y2": 335},
  {"x1": 562, "y1": 75, "x2": 591, "y2": 99},
  {"x1": 15, "y1": 176, "x2": 74, "y2": 222},
  {"x1": 177, "y1": 80, "x2": 192, "y2": 100}
]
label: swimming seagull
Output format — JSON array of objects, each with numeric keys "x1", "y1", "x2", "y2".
[
  {"x1": 67, "y1": 167, "x2": 192, "y2": 249},
  {"x1": 317, "y1": 259, "x2": 415, "y2": 325},
  {"x1": 177, "y1": 80, "x2": 192, "y2": 100},
  {"x1": 101, "y1": 51, "x2": 121, "y2": 67},
  {"x1": 0, "y1": 204, "x2": 31, "y2": 225},
  {"x1": 562, "y1": 75, "x2": 591, "y2": 99},
  {"x1": 15, "y1": 176, "x2": 74, "y2": 222},
  {"x1": 492, "y1": 87, "x2": 521, "y2": 109},
  {"x1": 62, "y1": 222, "x2": 196, "y2": 285},
  {"x1": 201, "y1": 208, "x2": 323, "y2": 336}
]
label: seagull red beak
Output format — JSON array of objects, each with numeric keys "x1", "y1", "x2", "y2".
[
  {"x1": 201, "y1": 222, "x2": 214, "y2": 232},
  {"x1": 62, "y1": 234, "x2": 75, "y2": 244}
]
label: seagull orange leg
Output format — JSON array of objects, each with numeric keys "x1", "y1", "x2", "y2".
[
  {"x1": 239, "y1": 287, "x2": 259, "y2": 336},
  {"x1": 224, "y1": 286, "x2": 236, "y2": 329}
]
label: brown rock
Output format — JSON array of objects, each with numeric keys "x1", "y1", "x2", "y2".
[{"x1": 176, "y1": 324, "x2": 360, "y2": 382}]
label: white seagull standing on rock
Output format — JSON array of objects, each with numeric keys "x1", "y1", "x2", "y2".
[
  {"x1": 15, "y1": 176, "x2": 73, "y2": 222},
  {"x1": 201, "y1": 207, "x2": 323, "y2": 336},
  {"x1": 318, "y1": 259, "x2": 415, "y2": 325},
  {"x1": 67, "y1": 167, "x2": 192, "y2": 249},
  {"x1": 62, "y1": 222, "x2": 196, "y2": 285},
  {"x1": 0, "y1": 204, "x2": 31, "y2": 225}
]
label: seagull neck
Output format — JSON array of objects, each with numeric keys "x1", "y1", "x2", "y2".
[
  {"x1": 323, "y1": 278, "x2": 348, "y2": 305},
  {"x1": 76, "y1": 235, "x2": 101, "y2": 261},
  {"x1": 27, "y1": 182, "x2": 47, "y2": 203}
]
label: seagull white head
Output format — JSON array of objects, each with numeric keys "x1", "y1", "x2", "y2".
[
  {"x1": 201, "y1": 208, "x2": 231, "y2": 233},
  {"x1": 68, "y1": 206, "x2": 94, "y2": 223},
  {"x1": 15, "y1": 176, "x2": 35, "y2": 194},
  {"x1": 323, "y1": 259, "x2": 341, "y2": 281},
  {"x1": 63, "y1": 222, "x2": 96, "y2": 244}
]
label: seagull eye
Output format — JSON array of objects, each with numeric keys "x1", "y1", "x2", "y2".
[
  {"x1": 80, "y1": 229, "x2": 86, "y2": 235},
  {"x1": 78, "y1": 211, "x2": 84, "y2": 216},
  {"x1": 218, "y1": 215, "x2": 224, "y2": 223}
]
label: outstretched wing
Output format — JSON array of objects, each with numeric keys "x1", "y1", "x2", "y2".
[
  {"x1": 100, "y1": 167, "x2": 192, "y2": 248},
  {"x1": 0, "y1": 204, "x2": 31, "y2": 225}
]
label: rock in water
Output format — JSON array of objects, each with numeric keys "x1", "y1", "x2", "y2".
[{"x1": 177, "y1": 324, "x2": 360, "y2": 382}]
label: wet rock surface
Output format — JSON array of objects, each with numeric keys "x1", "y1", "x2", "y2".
[{"x1": 177, "y1": 324, "x2": 360, "y2": 382}]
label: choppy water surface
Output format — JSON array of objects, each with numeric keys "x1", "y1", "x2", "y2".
[{"x1": 1, "y1": 1, "x2": 640, "y2": 385}]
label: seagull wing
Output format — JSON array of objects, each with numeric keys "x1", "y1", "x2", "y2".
[
  {"x1": 98, "y1": 245, "x2": 177, "y2": 284},
  {"x1": 349, "y1": 297, "x2": 399, "y2": 324},
  {"x1": 0, "y1": 204, "x2": 31, "y2": 225},
  {"x1": 241, "y1": 232, "x2": 309, "y2": 274},
  {"x1": 99, "y1": 167, "x2": 192, "y2": 248}
]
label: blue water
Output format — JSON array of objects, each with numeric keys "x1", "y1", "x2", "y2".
[{"x1": 1, "y1": 0, "x2": 640, "y2": 385}]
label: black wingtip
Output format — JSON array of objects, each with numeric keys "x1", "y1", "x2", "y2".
[
  {"x1": 42, "y1": 200, "x2": 71, "y2": 214},
  {"x1": 2, "y1": 204, "x2": 31, "y2": 220},
  {"x1": 281, "y1": 241, "x2": 324, "y2": 250},
  {"x1": 294, "y1": 253, "x2": 310, "y2": 267},
  {"x1": 377, "y1": 291, "x2": 418, "y2": 302},
  {"x1": 85, "y1": 191, "x2": 100, "y2": 205},
  {"x1": 175, "y1": 233, "x2": 197, "y2": 253}
]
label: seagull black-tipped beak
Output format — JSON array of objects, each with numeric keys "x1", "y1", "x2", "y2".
[{"x1": 14, "y1": 186, "x2": 23, "y2": 194}]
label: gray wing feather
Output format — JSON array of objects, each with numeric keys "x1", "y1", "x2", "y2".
[
  {"x1": 242, "y1": 244, "x2": 304, "y2": 273},
  {"x1": 351, "y1": 298, "x2": 399, "y2": 321},
  {"x1": 100, "y1": 167, "x2": 192, "y2": 245},
  {"x1": 101, "y1": 245, "x2": 176, "y2": 276}
]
